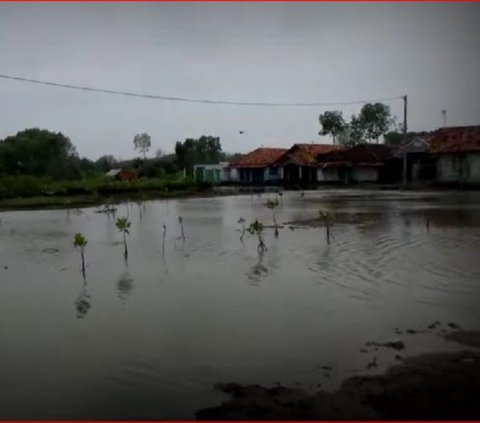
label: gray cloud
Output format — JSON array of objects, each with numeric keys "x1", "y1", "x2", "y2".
[{"x1": 0, "y1": 2, "x2": 479, "y2": 159}]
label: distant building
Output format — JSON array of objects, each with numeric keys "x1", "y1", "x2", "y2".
[
  {"x1": 317, "y1": 144, "x2": 393, "y2": 183},
  {"x1": 274, "y1": 143, "x2": 342, "y2": 185},
  {"x1": 429, "y1": 125, "x2": 480, "y2": 185},
  {"x1": 193, "y1": 162, "x2": 237, "y2": 184},
  {"x1": 105, "y1": 168, "x2": 139, "y2": 182},
  {"x1": 228, "y1": 148, "x2": 287, "y2": 185}
]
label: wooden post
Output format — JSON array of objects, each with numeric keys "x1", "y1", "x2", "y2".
[{"x1": 402, "y1": 95, "x2": 408, "y2": 187}]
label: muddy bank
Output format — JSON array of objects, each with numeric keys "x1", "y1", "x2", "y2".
[{"x1": 196, "y1": 349, "x2": 480, "y2": 420}]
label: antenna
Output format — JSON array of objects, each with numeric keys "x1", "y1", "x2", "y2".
[{"x1": 441, "y1": 109, "x2": 447, "y2": 127}]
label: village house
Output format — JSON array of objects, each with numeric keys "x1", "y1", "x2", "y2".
[
  {"x1": 317, "y1": 144, "x2": 393, "y2": 184},
  {"x1": 428, "y1": 125, "x2": 480, "y2": 186},
  {"x1": 228, "y1": 148, "x2": 287, "y2": 185},
  {"x1": 274, "y1": 143, "x2": 342, "y2": 186},
  {"x1": 105, "y1": 168, "x2": 139, "y2": 182},
  {"x1": 193, "y1": 162, "x2": 238, "y2": 184}
]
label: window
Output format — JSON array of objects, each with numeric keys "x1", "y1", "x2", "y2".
[{"x1": 269, "y1": 167, "x2": 278, "y2": 176}]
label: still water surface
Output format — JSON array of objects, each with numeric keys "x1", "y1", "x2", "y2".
[{"x1": 1, "y1": 190, "x2": 480, "y2": 418}]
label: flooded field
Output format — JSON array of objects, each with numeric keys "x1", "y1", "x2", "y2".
[{"x1": 1, "y1": 189, "x2": 480, "y2": 419}]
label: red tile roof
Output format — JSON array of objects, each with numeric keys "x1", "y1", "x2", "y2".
[
  {"x1": 229, "y1": 147, "x2": 288, "y2": 168},
  {"x1": 319, "y1": 143, "x2": 392, "y2": 168},
  {"x1": 428, "y1": 126, "x2": 480, "y2": 154},
  {"x1": 275, "y1": 143, "x2": 343, "y2": 166}
]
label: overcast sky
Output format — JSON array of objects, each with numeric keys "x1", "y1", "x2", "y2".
[{"x1": 0, "y1": 2, "x2": 479, "y2": 160}]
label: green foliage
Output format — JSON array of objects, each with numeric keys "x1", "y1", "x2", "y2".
[
  {"x1": 319, "y1": 110, "x2": 346, "y2": 145},
  {"x1": 0, "y1": 128, "x2": 97, "y2": 179},
  {"x1": 321, "y1": 103, "x2": 392, "y2": 147},
  {"x1": 115, "y1": 217, "x2": 131, "y2": 234},
  {"x1": 73, "y1": 233, "x2": 88, "y2": 249},
  {"x1": 73, "y1": 232, "x2": 87, "y2": 273},
  {"x1": 264, "y1": 198, "x2": 279, "y2": 209},
  {"x1": 318, "y1": 209, "x2": 335, "y2": 225},
  {"x1": 175, "y1": 136, "x2": 222, "y2": 176},
  {"x1": 247, "y1": 219, "x2": 267, "y2": 252},
  {"x1": 96, "y1": 155, "x2": 117, "y2": 172},
  {"x1": 358, "y1": 103, "x2": 391, "y2": 142}
]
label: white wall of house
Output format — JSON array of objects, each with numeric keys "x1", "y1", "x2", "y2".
[
  {"x1": 437, "y1": 153, "x2": 480, "y2": 184},
  {"x1": 223, "y1": 167, "x2": 238, "y2": 182},
  {"x1": 317, "y1": 168, "x2": 340, "y2": 182},
  {"x1": 352, "y1": 167, "x2": 379, "y2": 182}
]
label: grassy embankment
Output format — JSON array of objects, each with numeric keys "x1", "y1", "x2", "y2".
[{"x1": 0, "y1": 175, "x2": 212, "y2": 210}]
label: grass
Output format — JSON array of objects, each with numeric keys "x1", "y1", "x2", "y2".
[{"x1": 0, "y1": 176, "x2": 212, "y2": 211}]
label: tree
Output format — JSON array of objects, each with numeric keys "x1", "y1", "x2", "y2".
[
  {"x1": 349, "y1": 115, "x2": 367, "y2": 146},
  {"x1": 133, "y1": 133, "x2": 152, "y2": 160},
  {"x1": 175, "y1": 136, "x2": 222, "y2": 176},
  {"x1": 155, "y1": 148, "x2": 164, "y2": 158},
  {"x1": 0, "y1": 128, "x2": 89, "y2": 179},
  {"x1": 358, "y1": 103, "x2": 391, "y2": 143},
  {"x1": 318, "y1": 110, "x2": 346, "y2": 145},
  {"x1": 96, "y1": 155, "x2": 117, "y2": 172}
]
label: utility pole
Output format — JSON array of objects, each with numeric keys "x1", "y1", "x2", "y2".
[
  {"x1": 441, "y1": 109, "x2": 447, "y2": 127},
  {"x1": 402, "y1": 95, "x2": 408, "y2": 187}
]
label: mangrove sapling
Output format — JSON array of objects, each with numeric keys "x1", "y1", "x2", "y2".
[
  {"x1": 318, "y1": 209, "x2": 335, "y2": 244},
  {"x1": 115, "y1": 216, "x2": 131, "y2": 259},
  {"x1": 238, "y1": 217, "x2": 246, "y2": 241},
  {"x1": 247, "y1": 219, "x2": 267, "y2": 253},
  {"x1": 73, "y1": 233, "x2": 88, "y2": 275},
  {"x1": 265, "y1": 198, "x2": 280, "y2": 237},
  {"x1": 162, "y1": 223, "x2": 167, "y2": 256},
  {"x1": 178, "y1": 216, "x2": 186, "y2": 241}
]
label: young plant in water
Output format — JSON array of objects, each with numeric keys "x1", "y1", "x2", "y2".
[
  {"x1": 162, "y1": 223, "x2": 167, "y2": 255},
  {"x1": 247, "y1": 219, "x2": 267, "y2": 253},
  {"x1": 238, "y1": 217, "x2": 246, "y2": 241},
  {"x1": 265, "y1": 198, "x2": 280, "y2": 237},
  {"x1": 178, "y1": 216, "x2": 186, "y2": 241},
  {"x1": 73, "y1": 233, "x2": 88, "y2": 275},
  {"x1": 115, "y1": 216, "x2": 131, "y2": 258},
  {"x1": 318, "y1": 209, "x2": 335, "y2": 244}
]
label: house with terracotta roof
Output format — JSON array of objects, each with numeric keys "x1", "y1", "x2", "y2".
[
  {"x1": 273, "y1": 143, "x2": 342, "y2": 185},
  {"x1": 317, "y1": 144, "x2": 393, "y2": 183},
  {"x1": 428, "y1": 126, "x2": 480, "y2": 185},
  {"x1": 228, "y1": 147, "x2": 287, "y2": 184}
]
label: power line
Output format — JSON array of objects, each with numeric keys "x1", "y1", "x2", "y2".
[{"x1": 0, "y1": 73, "x2": 404, "y2": 108}]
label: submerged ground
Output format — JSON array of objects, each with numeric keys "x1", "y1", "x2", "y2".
[{"x1": 1, "y1": 189, "x2": 479, "y2": 419}]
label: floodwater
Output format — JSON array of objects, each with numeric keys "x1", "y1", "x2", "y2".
[{"x1": 1, "y1": 190, "x2": 480, "y2": 419}]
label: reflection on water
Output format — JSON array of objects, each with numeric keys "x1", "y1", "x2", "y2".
[
  {"x1": 75, "y1": 280, "x2": 91, "y2": 319},
  {"x1": 247, "y1": 251, "x2": 268, "y2": 283},
  {"x1": 1, "y1": 190, "x2": 480, "y2": 419},
  {"x1": 117, "y1": 270, "x2": 134, "y2": 303}
]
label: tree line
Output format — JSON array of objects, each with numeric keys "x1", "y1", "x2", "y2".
[
  {"x1": 0, "y1": 129, "x2": 242, "y2": 180},
  {"x1": 318, "y1": 102, "x2": 410, "y2": 147}
]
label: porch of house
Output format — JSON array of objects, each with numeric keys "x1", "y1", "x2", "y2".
[{"x1": 282, "y1": 163, "x2": 317, "y2": 186}]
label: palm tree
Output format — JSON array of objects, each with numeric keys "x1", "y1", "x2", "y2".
[
  {"x1": 265, "y1": 198, "x2": 280, "y2": 237},
  {"x1": 73, "y1": 233, "x2": 88, "y2": 275},
  {"x1": 115, "y1": 216, "x2": 131, "y2": 258},
  {"x1": 318, "y1": 209, "x2": 335, "y2": 244}
]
